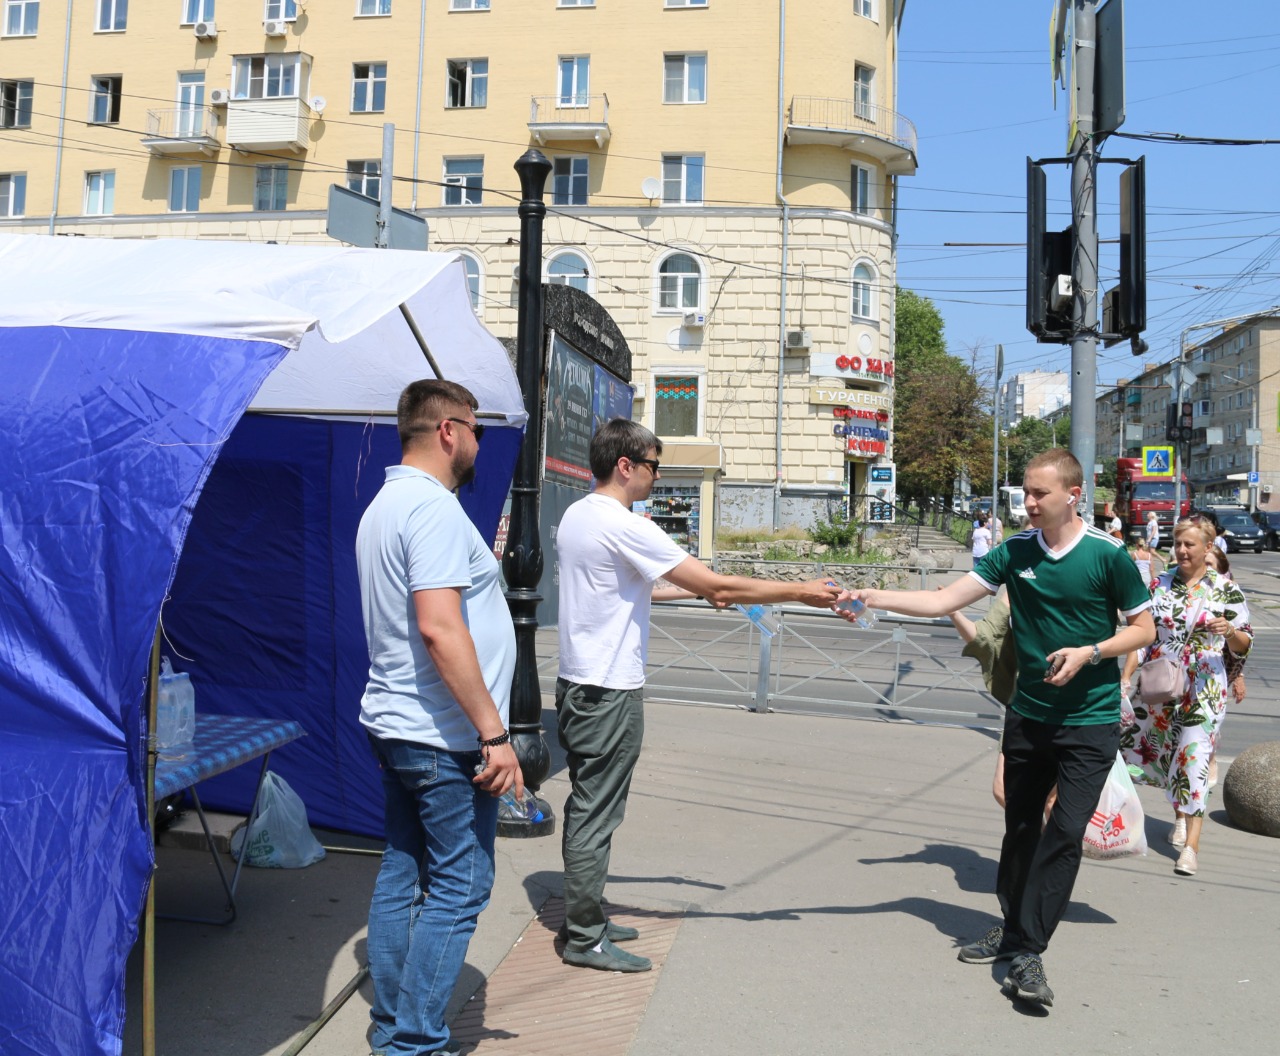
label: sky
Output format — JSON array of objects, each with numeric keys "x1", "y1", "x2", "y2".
[{"x1": 894, "y1": 0, "x2": 1280, "y2": 394}]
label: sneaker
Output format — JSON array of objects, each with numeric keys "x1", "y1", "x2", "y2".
[
  {"x1": 1002, "y1": 953, "x2": 1054, "y2": 1007},
  {"x1": 557, "y1": 919, "x2": 640, "y2": 944},
  {"x1": 1169, "y1": 817, "x2": 1187, "y2": 848},
  {"x1": 1175, "y1": 847, "x2": 1198, "y2": 876},
  {"x1": 562, "y1": 937, "x2": 652, "y2": 973},
  {"x1": 956, "y1": 925, "x2": 1009, "y2": 964}
]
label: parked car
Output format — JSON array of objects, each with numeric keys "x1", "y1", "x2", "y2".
[
  {"x1": 1252, "y1": 509, "x2": 1280, "y2": 551},
  {"x1": 1213, "y1": 508, "x2": 1266, "y2": 553}
]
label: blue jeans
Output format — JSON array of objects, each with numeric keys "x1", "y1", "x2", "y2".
[{"x1": 366, "y1": 736, "x2": 497, "y2": 1056}]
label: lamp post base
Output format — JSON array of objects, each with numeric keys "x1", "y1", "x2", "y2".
[{"x1": 497, "y1": 793, "x2": 556, "y2": 839}]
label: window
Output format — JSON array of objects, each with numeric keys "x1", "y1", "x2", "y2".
[
  {"x1": 851, "y1": 164, "x2": 871, "y2": 215},
  {"x1": 347, "y1": 159, "x2": 380, "y2": 200},
  {"x1": 351, "y1": 63, "x2": 387, "y2": 112},
  {"x1": 264, "y1": 0, "x2": 296, "y2": 19},
  {"x1": 96, "y1": 0, "x2": 126, "y2": 31},
  {"x1": 234, "y1": 54, "x2": 303, "y2": 99},
  {"x1": 443, "y1": 158, "x2": 483, "y2": 205},
  {"x1": 449, "y1": 0, "x2": 488, "y2": 9},
  {"x1": 552, "y1": 156, "x2": 588, "y2": 205},
  {"x1": 446, "y1": 59, "x2": 487, "y2": 108},
  {"x1": 0, "y1": 173, "x2": 26, "y2": 217},
  {"x1": 356, "y1": 0, "x2": 390, "y2": 14},
  {"x1": 168, "y1": 165, "x2": 201, "y2": 212},
  {"x1": 665, "y1": 0, "x2": 707, "y2": 7},
  {"x1": 558, "y1": 56, "x2": 590, "y2": 107},
  {"x1": 90, "y1": 76, "x2": 122, "y2": 124},
  {"x1": 851, "y1": 261, "x2": 877, "y2": 321},
  {"x1": 254, "y1": 163, "x2": 289, "y2": 210},
  {"x1": 654, "y1": 376, "x2": 699, "y2": 437},
  {"x1": 854, "y1": 0, "x2": 874, "y2": 18},
  {"x1": 175, "y1": 72, "x2": 205, "y2": 134},
  {"x1": 1, "y1": 79, "x2": 32, "y2": 127},
  {"x1": 662, "y1": 154, "x2": 703, "y2": 205},
  {"x1": 854, "y1": 64, "x2": 875, "y2": 119},
  {"x1": 663, "y1": 53, "x2": 706, "y2": 104},
  {"x1": 182, "y1": 0, "x2": 214, "y2": 23},
  {"x1": 84, "y1": 170, "x2": 115, "y2": 215},
  {"x1": 458, "y1": 252, "x2": 482, "y2": 311},
  {"x1": 5, "y1": 0, "x2": 40, "y2": 35},
  {"x1": 657, "y1": 252, "x2": 702, "y2": 310},
  {"x1": 547, "y1": 251, "x2": 591, "y2": 293}
]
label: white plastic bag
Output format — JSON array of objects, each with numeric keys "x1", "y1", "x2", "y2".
[
  {"x1": 1082, "y1": 752, "x2": 1148, "y2": 860},
  {"x1": 230, "y1": 772, "x2": 326, "y2": 869},
  {"x1": 155, "y1": 656, "x2": 196, "y2": 753}
]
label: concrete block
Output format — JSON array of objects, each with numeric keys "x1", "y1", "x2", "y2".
[
  {"x1": 1223, "y1": 741, "x2": 1280, "y2": 837},
  {"x1": 158, "y1": 809, "x2": 247, "y2": 855}
]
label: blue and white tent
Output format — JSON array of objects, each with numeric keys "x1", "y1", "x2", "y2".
[{"x1": 0, "y1": 234, "x2": 527, "y2": 1056}]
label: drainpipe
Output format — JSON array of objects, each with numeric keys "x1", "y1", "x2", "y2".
[
  {"x1": 411, "y1": 0, "x2": 427, "y2": 210},
  {"x1": 48, "y1": 0, "x2": 74, "y2": 235},
  {"x1": 773, "y1": 0, "x2": 789, "y2": 529}
]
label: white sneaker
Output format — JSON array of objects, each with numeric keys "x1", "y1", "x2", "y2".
[
  {"x1": 1168, "y1": 816, "x2": 1187, "y2": 849},
  {"x1": 1175, "y1": 847, "x2": 1198, "y2": 876}
]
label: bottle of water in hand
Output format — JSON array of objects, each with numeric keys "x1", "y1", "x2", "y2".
[
  {"x1": 835, "y1": 596, "x2": 877, "y2": 630},
  {"x1": 499, "y1": 786, "x2": 545, "y2": 823},
  {"x1": 735, "y1": 604, "x2": 778, "y2": 638}
]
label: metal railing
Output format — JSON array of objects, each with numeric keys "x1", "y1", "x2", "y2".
[
  {"x1": 529, "y1": 93, "x2": 609, "y2": 125},
  {"x1": 788, "y1": 96, "x2": 918, "y2": 156},
  {"x1": 145, "y1": 107, "x2": 218, "y2": 139}
]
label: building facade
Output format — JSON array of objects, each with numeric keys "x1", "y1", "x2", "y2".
[
  {"x1": 0, "y1": 0, "x2": 914, "y2": 543},
  {"x1": 999, "y1": 370, "x2": 1068, "y2": 427},
  {"x1": 1096, "y1": 315, "x2": 1280, "y2": 510}
]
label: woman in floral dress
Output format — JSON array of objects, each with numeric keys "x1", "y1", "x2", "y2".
[{"x1": 1121, "y1": 516, "x2": 1252, "y2": 877}]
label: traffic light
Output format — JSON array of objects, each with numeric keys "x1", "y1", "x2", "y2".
[
  {"x1": 1180, "y1": 401, "x2": 1194, "y2": 433},
  {"x1": 1026, "y1": 159, "x2": 1075, "y2": 343},
  {"x1": 1165, "y1": 405, "x2": 1179, "y2": 443},
  {"x1": 1117, "y1": 158, "x2": 1147, "y2": 336}
]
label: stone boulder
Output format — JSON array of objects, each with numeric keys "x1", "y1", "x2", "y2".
[{"x1": 1222, "y1": 741, "x2": 1280, "y2": 837}]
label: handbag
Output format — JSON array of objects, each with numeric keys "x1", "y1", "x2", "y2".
[{"x1": 1138, "y1": 654, "x2": 1188, "y2": 705}]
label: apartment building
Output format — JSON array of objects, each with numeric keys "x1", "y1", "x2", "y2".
[
  {"x1": 1096, "y1": 314, "x2": 1280, "y2": 510},
  {"x1": 0, "y1": 0, "x2": 914, "y2": 539},
  {"x1": 998, "y1": 370, "x2": 1069, "y2": 427}
]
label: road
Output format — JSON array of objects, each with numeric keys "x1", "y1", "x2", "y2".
[{"x1": 536, "y1": 552, "x2": 1280, "y2": 756}]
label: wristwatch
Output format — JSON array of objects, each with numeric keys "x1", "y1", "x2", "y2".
[{"x1": 1089, "y1": 644, "x2": 1102, "y2": 665}]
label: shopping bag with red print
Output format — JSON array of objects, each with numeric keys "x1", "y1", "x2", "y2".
[{"x1": 1082, "y1": 752, "x2": 1148, "y2": 860}]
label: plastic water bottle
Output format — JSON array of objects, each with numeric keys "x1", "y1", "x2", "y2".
[
  {"x1": 499, "y1": 786, "x2": 545, "y2": 824},
  {"x1": 835, "y1": 596, "x2": 877, "y2": 630},
  {"x1": 735, "y1": 604, "x2": 777, "y2": 638},
  {"x1": 155, "y1": 656, "x2": 196, "y2": 754}
]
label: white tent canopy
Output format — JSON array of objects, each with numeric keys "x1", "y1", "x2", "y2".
[{"x1": 0, "y1": 234, "x2": 526, "y2": 425}]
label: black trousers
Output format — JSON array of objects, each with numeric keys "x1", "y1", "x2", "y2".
[{"x1": 997, "y1": 710, "x2": 1120, "y2": 956}]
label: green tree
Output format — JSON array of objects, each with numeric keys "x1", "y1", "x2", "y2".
[
  {"x1": 1003, "y1": 412, "x2": 1072, "y2": 485},
  {"x1": 893, "y1": 289, "x2": 991, "y2": 505}
]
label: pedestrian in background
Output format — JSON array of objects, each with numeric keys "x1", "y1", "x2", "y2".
[
  {"x1": 1145, "y1": 510, "x2": 1161, "y2": 553},
  {"x1": 837, "y1": 449, "x2": 1153, "y2": 1009},
  {"x1": 554, "y1": 419, "x2": 839, "y2": 973},
  {"x1": 356, "y1": 380, "x2": 521, "y2": 1056},
  {"x1": 971, "y1": 513, "x2": 993, "y2": 567}
]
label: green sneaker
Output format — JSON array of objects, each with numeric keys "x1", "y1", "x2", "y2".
[{"x1": 562, "y1": 937, "x2": 652, "y2": 973}]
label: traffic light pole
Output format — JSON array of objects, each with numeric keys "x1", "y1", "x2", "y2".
[{"x1": 1068, "y1": 0, "x2": 1099, "y2": 506}]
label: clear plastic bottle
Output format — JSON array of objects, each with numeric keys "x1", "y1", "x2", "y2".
[
  {"x1": 499, "y1": 786, "x2": 545, "y2": 823},
  {"x1": 735, "y1": 603, "x2": 777, "y2": 638},
  {"x1": 835, "y1": 597, "x2": 877, "y2": 630}
]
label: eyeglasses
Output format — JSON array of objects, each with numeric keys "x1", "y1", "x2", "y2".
[
  {"x1": 439, "y1": 417, "x2": 485, "y2": 440},
  {"x1": 629, "y1": 457, "x2": 660, "y2": 474}
]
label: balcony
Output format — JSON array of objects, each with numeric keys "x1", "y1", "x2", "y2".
[
  {"x1": 225, "y1": 97, "x2": 312, "y2": 153},
  {"x1": 786, "y1": 97, "x2": 917, "y2": 176},
  {"x1": 140, "y1": 108, "x2": 221, "y2": 155},
  {"x1": 528, "y1": 94, "x2": 610, "y2": 148}
]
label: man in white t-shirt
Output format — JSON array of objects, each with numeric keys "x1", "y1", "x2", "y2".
[
  {"x1": 555, "y1": 419, "x2": 841, "y2": 972},
  {"x1": 971, "y1": 514, "x2": 993, "y2": 565},
  {"x1": 356, "y1": 379, "x2": 521, "y2": 1056}
]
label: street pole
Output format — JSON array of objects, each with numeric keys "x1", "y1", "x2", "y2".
[
  {"x1": 1068, "y1": 0, "x2": 1099, "y2": 508},
  {"x1": 992, "y1": 344, "x2": 1002, "y2": 524},
  {"x1": 375, "y1": 123, "x2": 393, "y2": 249},
  {"x1": 502, "y1": 149, "x2": 555, "y2": 837}
]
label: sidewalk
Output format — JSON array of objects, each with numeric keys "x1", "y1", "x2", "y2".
[{"x1": 127, "y1": 699, "x2": 1279, "y2": 1056}]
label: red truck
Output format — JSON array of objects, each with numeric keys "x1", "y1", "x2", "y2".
[{"x1": 1094, "y1": 456, "x2": 1192, "y2": 541}]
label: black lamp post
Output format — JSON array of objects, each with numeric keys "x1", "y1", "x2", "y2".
[{"x1": 500, "y1": 149, "x2": 555, "y2": 837}]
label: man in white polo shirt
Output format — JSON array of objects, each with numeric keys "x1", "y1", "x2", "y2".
[
  {"x1": 555, "y1": 419, "x2": 841, "y2": 972},
  {"x1": 356, "y1": 379, "x2": 521, "y2": 1056}
]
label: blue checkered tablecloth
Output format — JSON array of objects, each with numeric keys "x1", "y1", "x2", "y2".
[{"x1": 154, "y1": 713, "x2": 306, "y2": 800}]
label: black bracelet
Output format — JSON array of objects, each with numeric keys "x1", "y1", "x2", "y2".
[{"x1": 478, "y1": 731, "x2": 510, "y2": 748}]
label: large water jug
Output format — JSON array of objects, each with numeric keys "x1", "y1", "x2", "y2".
[{"x1": 155, "y1": 656, "x2": 196, "y2": 753}]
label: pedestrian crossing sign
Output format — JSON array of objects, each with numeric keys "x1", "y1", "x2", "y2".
[{"x1": 1142, "y1": 446, "x2": 1174, "y2": 477}]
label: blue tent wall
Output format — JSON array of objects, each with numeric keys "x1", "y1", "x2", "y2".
[
  {"x1": 162, "y1": 413, "x2": 523, "y2": 837},
  {"x1": 0, "y1": 325, "x2": 290, "y2": 1056}
]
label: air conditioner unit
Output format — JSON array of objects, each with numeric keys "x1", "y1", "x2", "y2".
[
  {"x1": 209, "y1": 88, "x2": 231, "y2": 107},
  {"x1": 193, "y1": 20, "x2": 217, "y2": 40},
  {"x1": 682, "y1": 311, "x2": 706, "y2": 328},
  {"x1": 786, "y1": 329, "x2": 812, "y2": 350},
  {"x1": 264, "y1": 19, "x2": 288, "y2": 37}
]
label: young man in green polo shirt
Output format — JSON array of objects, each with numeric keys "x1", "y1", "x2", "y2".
[{"x1": 838, "y1": 449, "x2": 1154, "y2": 1008}]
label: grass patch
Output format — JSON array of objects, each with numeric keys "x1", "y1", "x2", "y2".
[{"x1": 717, "y1": 526, "x2": 809, "y2": 549}]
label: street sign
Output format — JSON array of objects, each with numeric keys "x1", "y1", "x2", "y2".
[
  {"x1": 1249, "y1": 471, "x2": 1261, "y2": 485},
  {"x1": 326, "y1": 184, "x2": 429, "y2": 251},
  {"x1": 1142, "y1": 446, "x2": 1174, "y2": 477}
]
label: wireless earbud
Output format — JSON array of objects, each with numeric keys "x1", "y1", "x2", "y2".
[{"x1": 1067, "y1": 496, "x2": 1077, "y2": 505}]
